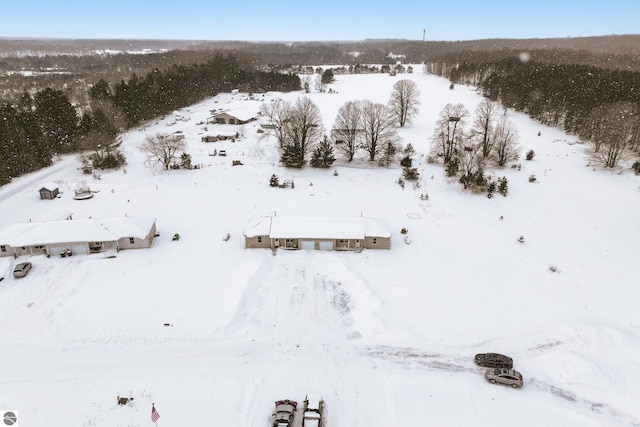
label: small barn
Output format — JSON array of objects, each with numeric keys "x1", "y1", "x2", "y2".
[
  {"x1": 0, "y1": 217, "x2": 157, "y2": 257},
  {"x1": 39, "y1": 182, "x2": 60, "y2": 200},
  {"x1": 244, "y1": 215, "x2": 391, "y2": 251}
]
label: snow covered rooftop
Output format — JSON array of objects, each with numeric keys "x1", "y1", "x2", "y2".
[
  {"x1": 244, "y1": 216, "x2": 390, "y2": 239},
  {"x1": 211, "y1": 105, "x2": 260, "y2": 121},
  {"x1": 40, "y1": 181, "x2": 59, "y2": 190},
  {"x1": 0, "y1": 217, "x2": 156, "y2": 246}
]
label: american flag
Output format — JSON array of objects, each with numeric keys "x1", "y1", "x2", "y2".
[{"x1": 151, "y1": 405, "x2": 160, "y2": 423}]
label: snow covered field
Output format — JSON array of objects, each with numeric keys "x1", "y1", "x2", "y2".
[{"x1": 1, "y1": 69, "x2": 639, "y2": 427}]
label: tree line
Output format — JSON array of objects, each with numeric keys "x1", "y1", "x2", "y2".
[
  {"x1": 259, "y1": 79, "x2": 420, "y2": 169},
  {"x1": 429, "y1": 57, "x2": 640, "y2": 168},
  {"x1": 0, "y1": 53, "x2": 300, "y2": 185}
]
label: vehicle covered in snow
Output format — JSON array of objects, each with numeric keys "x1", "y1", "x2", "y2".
[
  {"x1": 272, "y1": 399, "x2": 297, "y2": 427},
  {"x1": 302, "y1": 394, "x2": 324, "y2": 427}
]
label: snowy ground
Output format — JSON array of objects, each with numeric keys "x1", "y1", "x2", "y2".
[{"x1": 1, "y1": 70, "x2": 639, "y2": 427}]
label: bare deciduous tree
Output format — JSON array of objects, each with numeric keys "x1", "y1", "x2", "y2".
[
  {"x1": 472, "y1": 99, "x2": 498, "y2": 157},
  {"x1": 457, "y1": 143, "x2": 485, "y2": 189},
  {"x1": 140, "y1": 133, "x2": 186, "y2": 170},
  {"x1": 492, "y1": 118, "x2": 520, "y2": 167},
  {"x1": 590, "y1": 102, "x2": 638, "y2": 168},
  {"x1": 259, "y1": 99, "x2": 292, "y2": 148},
  {"x1": 360, "y1": 101, "x2": 399, "y2": 162},
  {"x1": 389, "y1": 79, "x2": 421, "y2": 127},
  {"x1": 332, "y1": 100, "x2": 363, "y2": 161},
  {"x1": 280, "y1": 97, "x2": 324, "y2": 167},
  {"x1": 432, "y1": 103, "x2": 469, "y2": 164}
]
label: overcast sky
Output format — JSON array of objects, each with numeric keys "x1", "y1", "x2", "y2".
[{"x1": 2, "y1": 0, "x2": 638, "y2": 41}]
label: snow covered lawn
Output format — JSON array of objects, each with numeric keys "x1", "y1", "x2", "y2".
[{"x1": 0, "y1": 70, "x2": 639, "y2": 426}]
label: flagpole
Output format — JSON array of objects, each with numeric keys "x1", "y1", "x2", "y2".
[{"x1": 151, "y1": 403, "x2": 159, "y2": 426}]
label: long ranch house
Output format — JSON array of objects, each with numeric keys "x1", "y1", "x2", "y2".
[
  {"x1": 0, "y1": 217, "x2": 157, "y2": 257},
  {"x1": 244, "y1": 215, "x2": 391, "y2": 251}
]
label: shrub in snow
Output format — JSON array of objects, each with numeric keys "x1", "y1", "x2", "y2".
[
  {"x1": 402, "y1": 167, "x2": 420, "y2": 181},
  {"x1": 420, "y1": 193, "x2": 429, "y2": 201},
  {"x1": 180, "y1": 152, "x2": 192, "y2": 169},
  {"x1": 529, "y1": 174, "x2": 537, "y2": 183},
  {"x1": 269, "y1": 174, "x2": 279, "y2": 187},
  {"x1": 487, "y1": 181, "x2": 496, "y2": 198},
  {"x1": 549, "y1": 264, "x2": 560, "y2": 273},
  {"x1": 632, "y1": 161, "x2": 640, "y2": 175},
  {"x1": 526, "y1": 149, "x2": 536, "y2": 160},
  {"x1": 397, "y1": 177, "x2": 405, "y2": 189},
  {"x1": 445, "y1": 159, "x2": 459, "y2": 177},
  {"x1": 498, "y1": 176, "x2": 509, "y2": 196}
]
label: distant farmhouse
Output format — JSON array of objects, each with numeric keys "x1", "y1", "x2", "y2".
[
  {"x1": 0, "y1": 217, "x2": 157, "y2": 257},
  {"x1": 244, "y1": 215, "x2": 391, "y2": 251},
  {"x1": 207, "y1": 106, "x2": 260, "y2": 125}
]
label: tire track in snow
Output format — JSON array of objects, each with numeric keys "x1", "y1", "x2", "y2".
[
  {"x1": 363, "y1": 345, "x2": 640, "y2": 426},
  {"x1": 223, "y1": 252, "x2": 360, "y2": 344}
]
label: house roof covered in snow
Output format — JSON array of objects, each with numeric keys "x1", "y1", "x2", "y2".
[
  {"x1": 244, "y1": 216, "x2": 390, "y2": 239},
  {"x1": 40, "y1": 182, "x2": 59, "y2": 191},
  {"x1": 211, "y1": 105, "x2": 260, "y2": 122},
  {"x1": 0, "y1": 217, "x2": 156, "y2": 246}
]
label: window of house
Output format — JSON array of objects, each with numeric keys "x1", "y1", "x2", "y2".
[
  {"x1": 215, "y1": 118, "x2": 225, "y2": 124},
  {"x1": 257, "y1": 236, "x2": 262, "y2": 243},
  {"x1": 129, "y1": 237, "x2": 135, "y2": 244},
  {"x1": 0, "y1": 245, "x2": 6, "y2": 252},
  {"x1": 372, "y1": 238, "x2": 378, "y2": 245},
  {"x1": 229, "y1": 118, "x2": 236, "y2": 124}
]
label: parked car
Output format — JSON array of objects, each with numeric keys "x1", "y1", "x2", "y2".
[
  {"x1": 474, "y1": 353, "x2": 513, "y2": 369},
  {"x1": 302, "y1": 394, "x2": 324, "y2": 427},
  {"x1": 485, "y1": 368, "x2": 523, "y2": 388},
  {"x1": 272, "y1": 400, "x2": 297, "y2": 427},
  {"x1": 13, "y1": 262, "x2": 32, "y2": 278}
]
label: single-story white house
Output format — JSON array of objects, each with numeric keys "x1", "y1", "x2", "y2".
[
  {"x1": 0, "y1": 217, "x2": 157, "y2": 257},
  {"x1": 244, "y1": 215, "x2": 391, "y2": 251}
]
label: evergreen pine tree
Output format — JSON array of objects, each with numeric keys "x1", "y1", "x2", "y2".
[
  {"x1": 379, "y1": 141, "x2": 398, "y2": 166},
  {"x1": 270, "y1": 174, "x2": 280, "y2": 187},
  {"x1": 280, "y1": 141, "x2": 306, "y2": 168},
  {"x1": 310, "y1": 136, "x2": 336, "y2": 168},
  {"x1": 400, "y1": 155, "x2": 413, "y2": 168}
]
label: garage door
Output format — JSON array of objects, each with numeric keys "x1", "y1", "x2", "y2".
[
  {"x1": 318, "y1": 241, "x2": 333, "y2": 251},
  {"x1": 71, "y1": 244, "x2": 88, "y2": 255},
  {"x1": 48, "y1": 246, "x2": 66, "y2": 256},
  {"x1": 300, "y1": 240, "x2": 315, "y2": 250}
]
